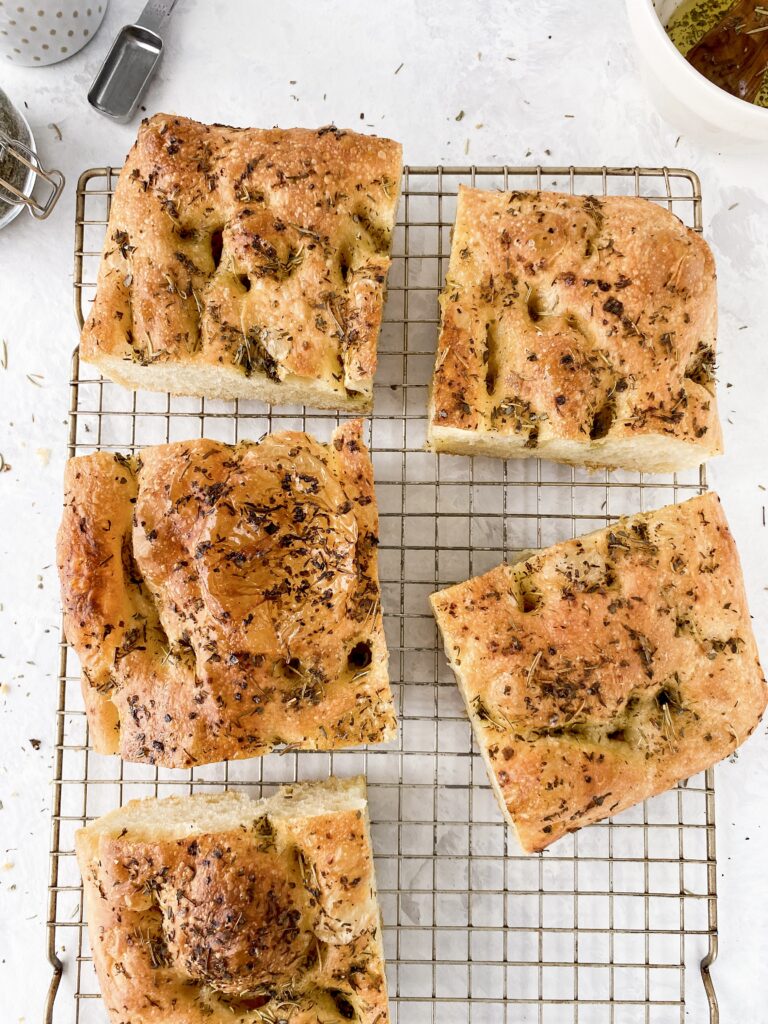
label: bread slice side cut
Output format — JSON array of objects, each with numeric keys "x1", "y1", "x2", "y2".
[
  {"x1": 427, "y1": 420, "x2": 718, "y2": 474},
  {"x1": 89, "y1": 350, "x2": 374, "y2": 410}
]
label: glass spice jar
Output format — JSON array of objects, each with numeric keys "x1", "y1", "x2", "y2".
[{"x1": 0, "y1": 88, "x2": 64, "y2": 228}]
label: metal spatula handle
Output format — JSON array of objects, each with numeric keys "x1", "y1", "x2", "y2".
[{"x1": 135, "y1": 0, "x2": 180, "y2": 36}]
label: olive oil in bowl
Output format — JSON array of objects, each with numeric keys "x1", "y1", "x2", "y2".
[{"x1": 666, "y1": 0, "x2": 768, "y2": 107}]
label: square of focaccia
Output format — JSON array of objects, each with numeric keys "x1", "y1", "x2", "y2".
[
  {"x1": 57, "y1": 420, "x2": 395, "y2": 767},
  {"x1": 76, "y1": 776, "x2": 389, "y2": 1024},
  {"x1": 81, "y1": 114, "x2": 402, "y2": 412},
  {"x1": 428, "y1": 187, "x2": 722, "y2": 472},
  {"x1": 431, "y1": 493, "x2": 766, "y2": 851}
]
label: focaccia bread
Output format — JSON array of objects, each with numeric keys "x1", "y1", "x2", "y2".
[
  {"x1": 428, "y1": 187, "x2": 722, "y2": 472},
  {"x1": 81, "y1": 115, "x2": 402, "y2": 411},
  {"x1": 57, "y1": 420, "x2": 395, "y2": 767},
  {"x1": 76, "y1": 776, "x2": 389, "y2": 1024},
  {"x1": 430, "y1": 492, "x2": 766, "y2": 852}
]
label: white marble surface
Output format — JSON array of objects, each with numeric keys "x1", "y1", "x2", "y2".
[{"x1": 1, "y1": 0, "x2": 767, "y2": 1019}]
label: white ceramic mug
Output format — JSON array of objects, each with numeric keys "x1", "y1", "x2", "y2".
[{"x1": 0, "y1": 0, "x2": 109, "y2": 66}]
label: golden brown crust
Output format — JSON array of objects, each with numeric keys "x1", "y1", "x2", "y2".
[
  {"x1": 75, "y1": 777, "x2": 389, "y2": 1024},
  {"x1": 430, "y1": 493, "x2": 766, "y2": 852},
  {"x1": 81, "y1": 115, "x2": 402, "y2": 411},
  {"x1": 57, "y1": 420, "x2": 395, "y2": 767},
  {"x1": 427, "y1": 187, "x2": 722, "y2": 472}
]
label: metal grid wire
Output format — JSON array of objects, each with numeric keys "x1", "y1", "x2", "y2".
[{"x1": 45, "y1": 165, "x2": 719, "y2": 1024}]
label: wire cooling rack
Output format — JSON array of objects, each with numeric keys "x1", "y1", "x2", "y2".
[{"x1": 45, "y1": 164, "x2": 718, "y2": 1024}]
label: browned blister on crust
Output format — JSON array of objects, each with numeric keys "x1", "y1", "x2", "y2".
[
  {"x1": 57, "y1": 420, "x2": 395, "y2": 767},
  {"x1": 75, "y1": 776, "x2": 389, "y2": 1024},
  {"x1": 81, "y1": 115, "x2": 402, "y2": 411},
  {"x1": 431, "y1": 493, "x2": 766, "y2": 852},
  {"x1": 428, "y1": 187, "x2": 722, "y2": 472}
]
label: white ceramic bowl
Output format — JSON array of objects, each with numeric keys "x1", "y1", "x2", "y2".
[
  {"x1": 0, "y1": 0, "x2": 108, "y2": 66},
  {"x1": 626, "y1": 0, "x2": 768, "y2": 147}
]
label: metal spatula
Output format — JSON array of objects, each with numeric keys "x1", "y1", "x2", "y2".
[
  {"x1": 88, "y1": 0, "x2": 180, "y2": 122},
  {"x1": 686, "y1": 0, "x2": 768, "y2": 103}
]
